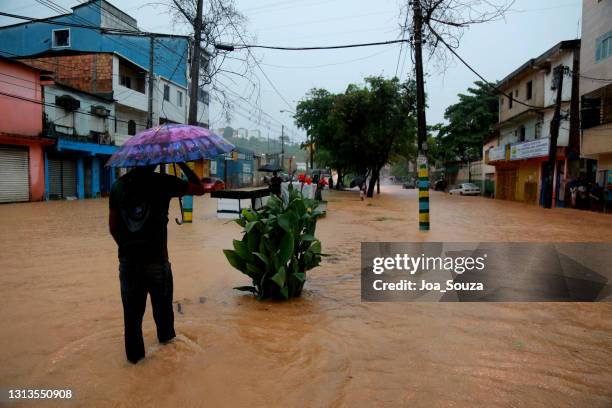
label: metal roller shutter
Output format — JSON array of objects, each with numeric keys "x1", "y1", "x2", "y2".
[
  {"x1": 0, "y1": 147, "x2": 29, "y2": 203},
  {"x1": 48, "y1": 157, "x2": 77, "y2": 199}
]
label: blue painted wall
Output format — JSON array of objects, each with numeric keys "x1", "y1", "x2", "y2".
[{"x1": 0, "y1": 0, "x2": 188, "y2": 86}]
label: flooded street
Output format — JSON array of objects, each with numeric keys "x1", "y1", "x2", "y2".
[{"x1": 1, "y1": 185, "x2": 611, "y2": 407}]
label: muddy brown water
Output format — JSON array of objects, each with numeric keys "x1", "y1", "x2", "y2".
[{"x1": 0, "y1": 185, "x2": 611, "y2": 407}]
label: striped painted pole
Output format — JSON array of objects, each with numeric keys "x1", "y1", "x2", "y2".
[
  {"x1": 182, "y1": 194, "x2": 193, "y2": 223},
  {"x1": 418, "y1": 154, "x2": 430, "y2": 231}
]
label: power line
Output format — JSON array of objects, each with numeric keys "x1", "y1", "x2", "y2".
[
  {"x1": 219, "y1": 4, "x2": 295, "y2": 112},
  {"x1": 425, "y1": 23, "x2": 542, "y2": 110},
  {"x1": 0, "y1": 89, "x2": 148, "y2": 127},
  {"x1": 228, "y1": 39, "x2": 409, "y2": 51},
  {"x1": 0, "y1": 10, "x2": 186, "y2": 73}
]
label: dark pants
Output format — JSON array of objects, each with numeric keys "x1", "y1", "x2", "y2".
[{"x1": 119, "y1": 259, "x2": 175, "y2": 363}]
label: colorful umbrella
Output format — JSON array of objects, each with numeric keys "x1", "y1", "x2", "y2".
[{"x1": 106, "y1": 124, "x2": 234, "y2": 168}]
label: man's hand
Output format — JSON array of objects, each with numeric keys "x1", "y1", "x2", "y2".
[{"x1": 178, "y1": 162, "x2": 205, "y2": 196}]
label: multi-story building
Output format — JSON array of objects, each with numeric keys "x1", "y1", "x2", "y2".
[
  {"x1": 485, "y1": 40, "x2": 581, "y2": 207},
  {"x1": 0, "y1": 0, "x2": 211, "y2": 199},
  {"x1": 0, "y1": 57, "x2": 54, "y2": 202},
  {"x1": 580, "y1": 0, "x2": 612, "y2": 204}
]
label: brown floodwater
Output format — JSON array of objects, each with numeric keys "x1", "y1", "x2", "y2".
[{"x1": 0, "y1": 185, "x2": 611, "y2": 407}]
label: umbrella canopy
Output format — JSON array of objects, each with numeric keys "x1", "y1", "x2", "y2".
[
  {"x1": 258, "y1": 163, "x2": 283, "y2": 172},
  {"x1": 106, "y1": 124, "x2": 234, "y2": 168}
]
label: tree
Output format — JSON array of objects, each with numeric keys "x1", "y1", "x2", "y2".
[
  {"x1": 437, "y1": 81, "x2": 498, "y2": 166},
  {"x1": 166, "y1": 0, "x2": 259, "y2": 122},
  {"x1": 295, "y1": 77, "x2": 417, "y2": 196}
]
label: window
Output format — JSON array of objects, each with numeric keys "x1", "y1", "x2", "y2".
[
  {"x1": 177, "y1": 90, "x2": 183, "y2": 107},
  {"x1": 120, "y1": 75, "x2": 132, "y2": 89},
  {"x1": 514, "y1": 89, "x2": 519, "y2": 97},
  {"x1": 128, "y1": 120, "x2": 136, "y2": 136},
  {"x1": 526, "y1": 81, "x2": 533, "y2": 100},
  {"x1": 596, "y1": 32, "x2": 612, "y2": 63},
  {"x1": 163, "y1": 84, "x2": 170, "y2": 101},
  {"x1": 508, "y1": 95, "x2": 513, "y2": 109},
  {"x1": 519, "y1": 125, "x2": 526, "y2": 142},
  {"x1": 197, "y1": 88, "x2": 209, "y2": 104},
  {"x1": 52, "y1": 29, "x2": 70, "y2": 48}
]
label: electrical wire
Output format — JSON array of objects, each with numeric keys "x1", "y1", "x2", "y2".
[
  {"x1": 425, "y1": 23, "x2": 543, "y2": 110},
  {"x1": 0, "y1": 89, "x2": 148, "y2": 127},
  {"x1": 230, "y1": 39, "x2": 409, "y2": 51}
]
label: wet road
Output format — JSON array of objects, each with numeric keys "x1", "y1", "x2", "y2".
[{"x1": 0, "y1": 185, "x2": 611, "y2": 407}]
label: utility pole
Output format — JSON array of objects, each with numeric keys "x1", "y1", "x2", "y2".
[
  {"x1": 182, "y1": 0, "x2": 203, "y2": 224},
  {"x1": 544, "y1": 65, "x2": 566, "y2": 209},
  {"x1": 413, "y1": 0, "x2": 430, "y2": 231},
  {"x1": 188, "y1": 0, "x2": 204, "y2": 125},
  {"x1": 281, "y1": 125, "x2": 285, "y2": 169},
  {"x1": 147, "y1": 34, "x2": 155, "y2": 128},
  {"x1": 310, "y1": 134, "x2": 314, "y2": 170}
]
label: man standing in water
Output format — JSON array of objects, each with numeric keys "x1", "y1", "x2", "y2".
[{"x1": 109, "y1": 163, "x2": 204, "y2": 364}]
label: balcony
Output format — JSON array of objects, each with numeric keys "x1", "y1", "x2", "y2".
[
  {"x1": 45, "y1": 123, "x2": 114, "y2": 146},
  {"x1": 581, "y1": 84, "x2": 612, "y2": 157}
]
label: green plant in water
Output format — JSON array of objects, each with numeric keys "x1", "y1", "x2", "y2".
[{"x1": 223, "y1": 187, "x2": 325, "y2": 300}]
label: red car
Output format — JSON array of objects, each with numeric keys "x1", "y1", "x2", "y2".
[{"x1": 201, "y1": 177, "x2": 225, "y2": 193}]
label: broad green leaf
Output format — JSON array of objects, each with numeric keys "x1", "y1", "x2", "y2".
[
  {"x1": 271, "y1": 267, "x2": 287, "y2": 288},
  {"x1": 233, "y1": 239, "x2": 253, "y2": 261},
  {"x1": 301, "y1": 234, "x2": 316, "y2": 242},
  {"x1": 223, "y1": 249, "x2": 245, "y2": 272},
  {"x1": 277, "y1": 213, "x2": 292, "y2": 232},
  {"x1": 278, "y1": 233, "x2": 294, "y2": 265},
  {"x1": 309, "y1": 241, "x2": 322, "y2": 254},
  {"x1": 233, "y1": 286, "x2": 258, "y2": 294},
  {"x1": 242, "y1": 209, "x2": 257, "y2": 222},
  {"x1": 294, "y1": 272, "x2": 305, "y2": 282},
  {"x1": 246, "y1": 230, "x2": 258, "y2": 252},
  {"x1": 246, "y1": 263, "x2": 263, "y2": 278},
  {"x1": 253, "y1": 252, "x2": 269, "y2": 266},
  {"x1": 280, "y1": 286, "x2": 289, "y2": 299},
  {"x1": 245, "y1": 221, "x2": 259, "y2": 233}
]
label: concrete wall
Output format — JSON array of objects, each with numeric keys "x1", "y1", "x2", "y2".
[
  {"x1": 499, "y1": 71, "x2": 544, "y2": 123},
  {"x1": 0, "y1": 59, "x2": 43, "y2": 136},
  {"x1": 44, "y1": 84, "x2": 115, "y2": 138},
  {"x1": 580, "y1": 0, "x2": 612, "y2": 97},
  {"x1": 157, "y1": 77, "x2": 187, "y2": 124},
  {"x1": 543, "y1": 52, "x2": 574, "y2": 107}
]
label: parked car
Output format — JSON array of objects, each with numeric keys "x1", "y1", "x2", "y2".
[
  {"x1": 402, "y1": 180, "x2": 416, "y2": 189},
  {"x1": 449, "y1": 183, "x2": 481, "y2": 196},
  {"x1": 201, "y1": 177, "x2": 225, "y2": 193}
]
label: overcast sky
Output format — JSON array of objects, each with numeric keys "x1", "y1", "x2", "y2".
[{"x1": 1, "y1": 0, "x2": 582, "y2": 143}]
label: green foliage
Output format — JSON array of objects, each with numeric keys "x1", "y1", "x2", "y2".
[
  {"x1": 435, "y1": 81, "x2": 499, "y2": 164},
  {"x1": 223, "y1": 188, "x2": 324, "y2": 300},
  {"x1": 294, "y1": 77, "x2": 418, "y2": 196}
]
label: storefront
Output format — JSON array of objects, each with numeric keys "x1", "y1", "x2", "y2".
[
  {"x1": 0, "y1": 134, "x2": 54, "y2": 203},
  {"x1": 45, "y1": 138, "x2": 118, "y2": 200}
]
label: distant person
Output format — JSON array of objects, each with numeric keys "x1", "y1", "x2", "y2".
[
  {"x1": 108, "y1": 163, "x2": 204, "y2": 364},
  {"x1": 270, "y1": 171, "x2": 282, "y2": 197}
]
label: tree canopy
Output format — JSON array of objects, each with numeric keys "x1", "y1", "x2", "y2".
[
  {"x1": 295, "y1": 76, "x2": 417, "y2": 197},
  {"x1": 434, "y1": 81, "x2": 498, "y2": 164}
]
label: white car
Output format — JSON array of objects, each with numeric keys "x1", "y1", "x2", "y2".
[{"x1": 449, "y1": 183, "x2": 481, "y2": 196}]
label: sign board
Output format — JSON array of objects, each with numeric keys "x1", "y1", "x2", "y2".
[
  {"x1": 510, "y1": 138, "x2": 549, "y2": 161},
  {"x1": 488, "y1": 145, "x2": 506, "y2": 162}
]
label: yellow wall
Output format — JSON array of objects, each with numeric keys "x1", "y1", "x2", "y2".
[{"x1": 515, "y1": 160, "x2": 541, "y2": 203}]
